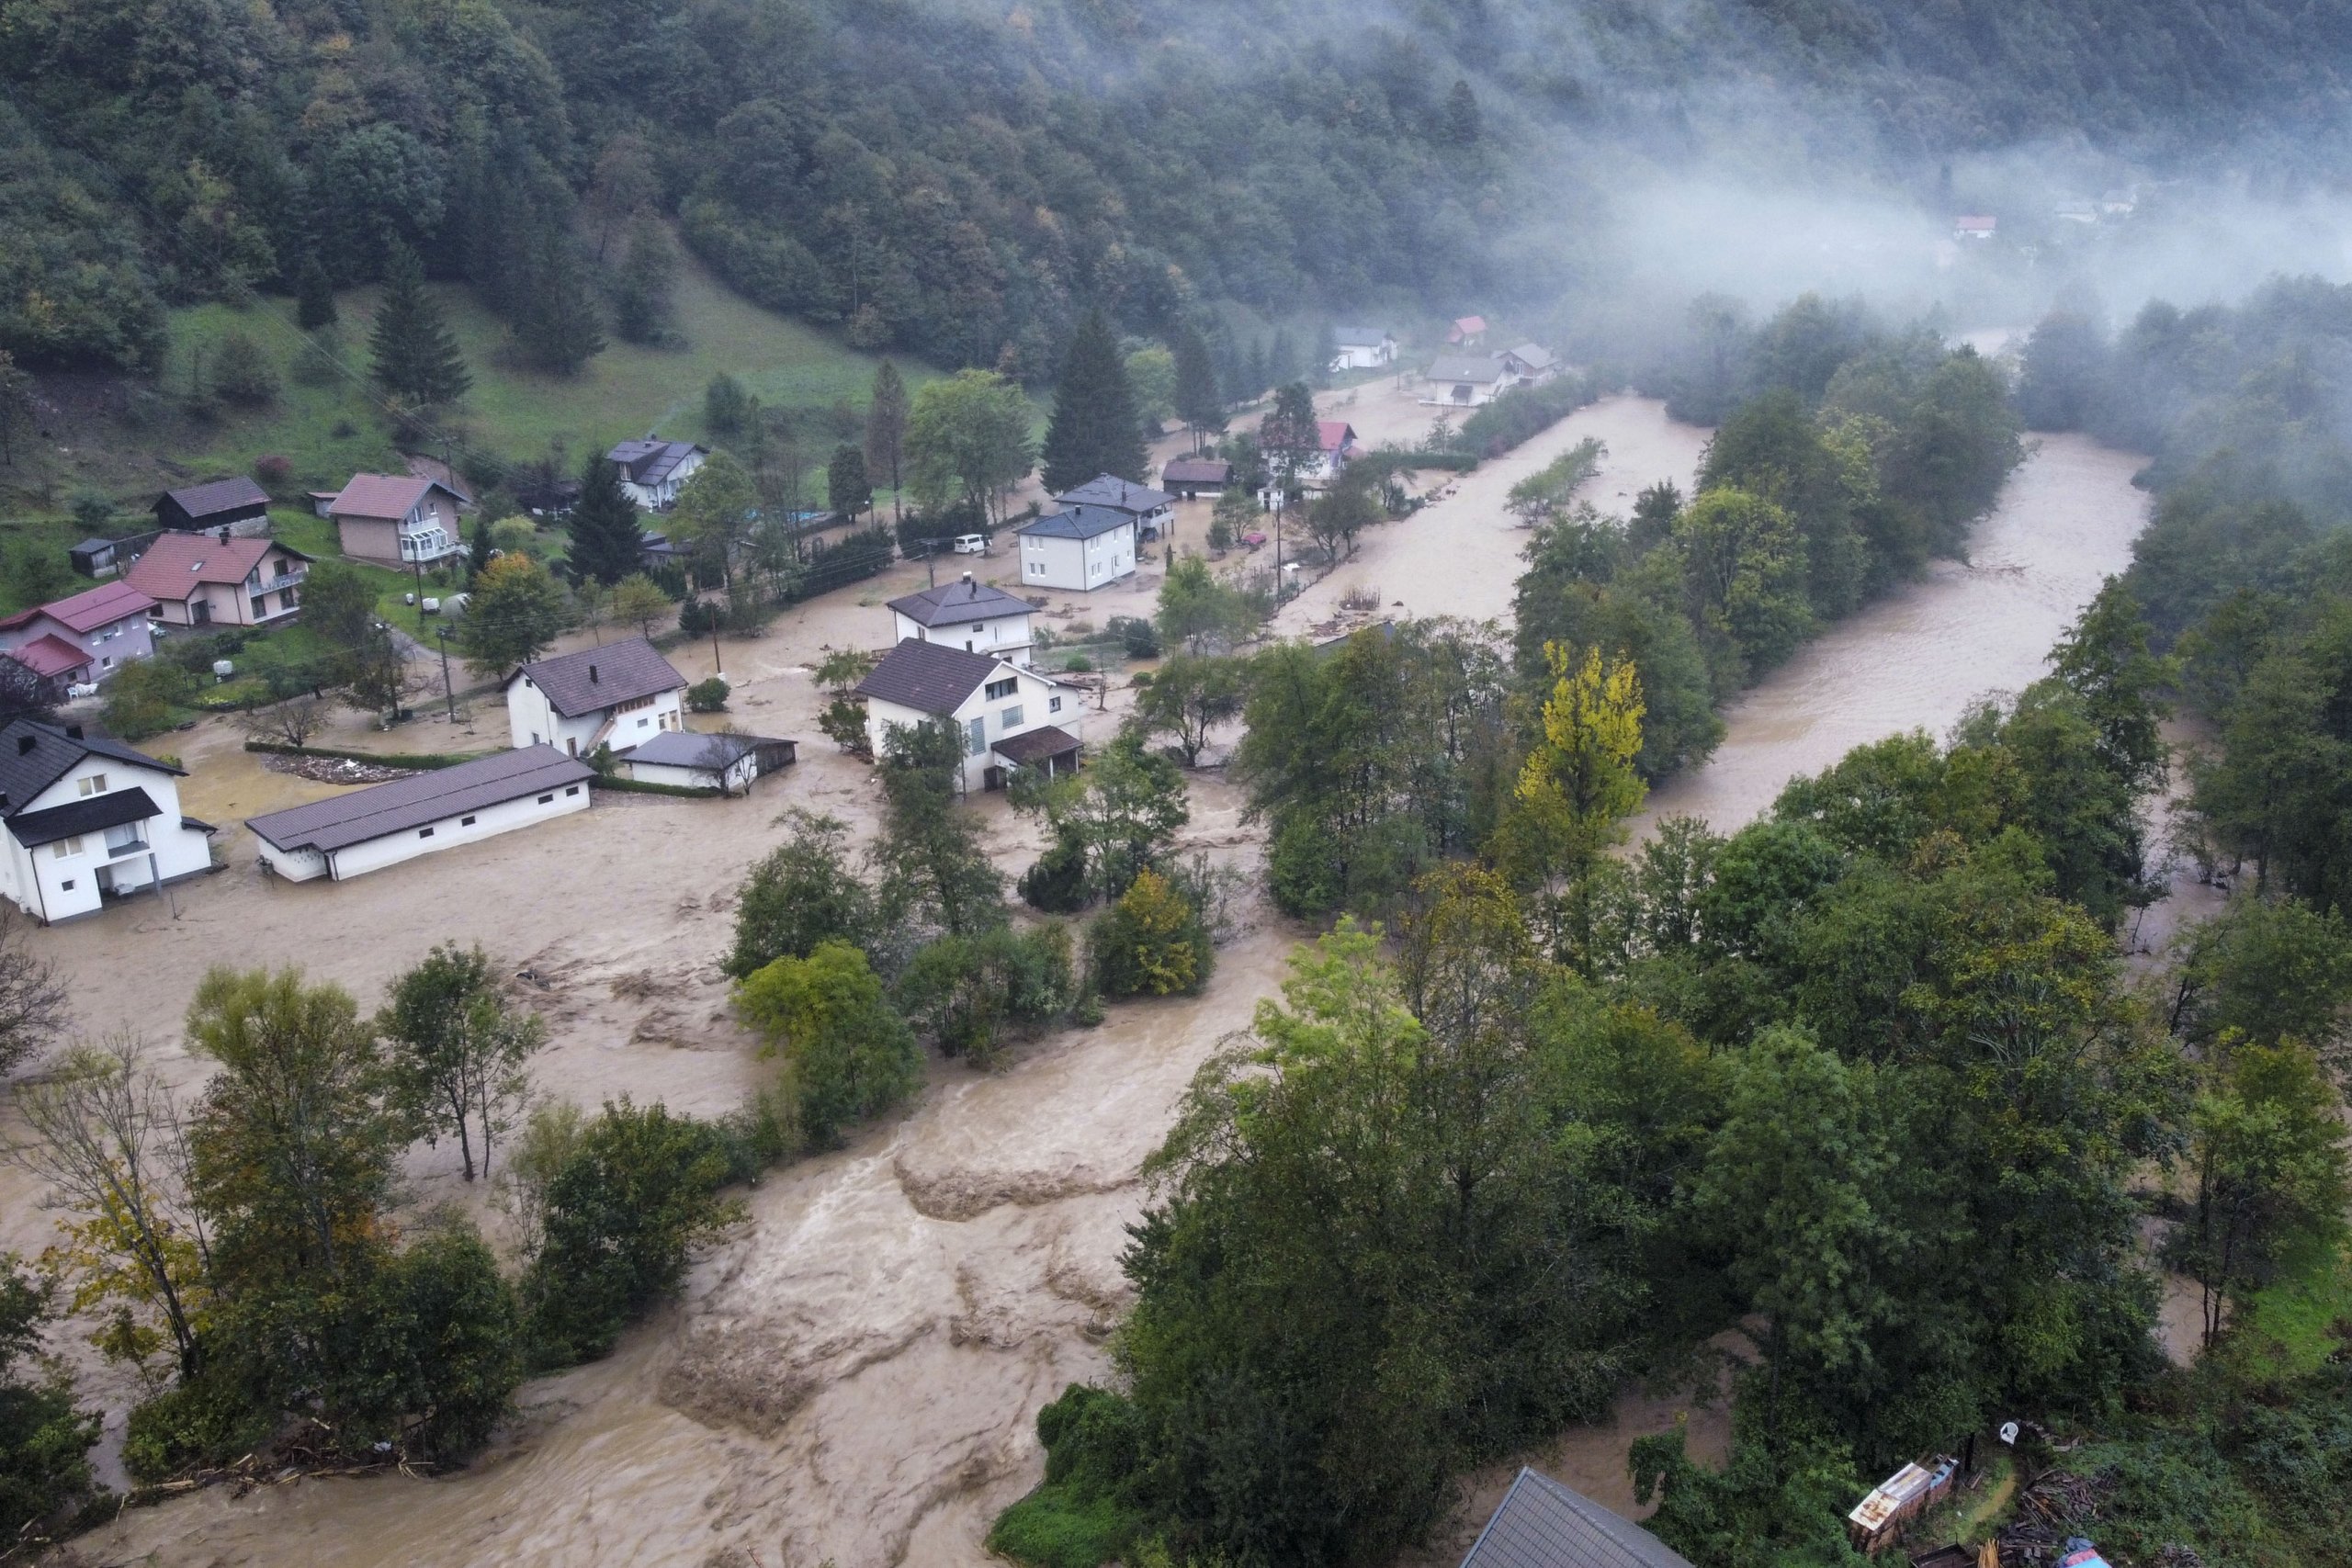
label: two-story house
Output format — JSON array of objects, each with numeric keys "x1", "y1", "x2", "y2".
[
  {"x1": 0, "y1": 718, "x2": 216, "y2": 922},
  {"x1": 605, "y1": 439, "x2": 708, "y2": 511},
  {"x1": 0, "y1": 581, "x2": 158, "y2": 689},
  {"x1": 1420, "y1": 353, "x2": 1519, "y2": 408},
  {"x1": 886, "y1": 575, "x2": 1036, "y2": 667},
  {"x1": 328, "y1": 475, "x2": 467, "y2": 566},
  {"x1": 1330, "y1": 326, "x2": 1397, "y2": 371},
  {"x1": 854, "y1": 639, "x2": 1081, "y2": 793},
  {"x1": 122, "y1": 533, "x2": 311, "y2": 629},
  {"x1": 504, "y1": 637, "x2": 688, "y2": 759},
  {"x1": 1017, "y1": 474, "x2": 1178, "y2": 592}
]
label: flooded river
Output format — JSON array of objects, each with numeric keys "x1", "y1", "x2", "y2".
[{"x1": 62, "y1": 408, "x2": 2156, "y2": 1568}]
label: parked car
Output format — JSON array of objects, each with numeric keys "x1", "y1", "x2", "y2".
[
  {"x1": 1241, "y1": 530, "x2": 1268, "y2": 550},
  {"x1": 953, "y1": 534, "x2": 988, "y2": 555}
]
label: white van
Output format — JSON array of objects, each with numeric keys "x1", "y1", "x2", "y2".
[{"x1": 953, "y1": 534, "x2": 988, "y2": 556}]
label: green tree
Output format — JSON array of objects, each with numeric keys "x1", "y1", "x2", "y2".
[
  {"x1": 566, "y1": 447, "x2": 648, "y2": 586},
  {"x1": 704, "y1": 373, "x2": 752, "y2": 442},
  {"x1": 1673, "y1": 486, "x2": 1813, "y2": 687},
  {"x1": 514, "y1": 231, "x2": 606, "y2": 374},
  {"x1": 826, "y1": 442, "x2": 871, "y2": 520},
  {"x1": 100, "y1": 658, "x2": 197, "y2": 739},
  {"x1": 0, "y1": 351, "x2": 36, "y2": 467},
  {"x1": 725, "y1": 810, "x2": 878, "y2": 978},
  {"x1": 1306, "y1": 462, "x2": 1382, "y2": 558},
  {"x1": 666, "y1": 449, "x2": 760, "y2": 587},
  {"x1": 212, "y1": 331, "x2": 277, "y2": 405},
  {"x1": 1011, "y1": 733, "x2": 1189, "y2": 904},
  {"x1": 869, "y1": 717, "x2": 1006, "y2": 939},
  {"x1": 1125, "y1": 344, "x2": 1176, "y2": 432},
  {"x1": 379, "y1": 943, "x2": 547, "y2": 1181},
  {"x1": 0, "y1": 1257, "x2": 99, "y2": 1540},
  {"x1": 1131, "y1": 652, "x2": 1246, "y2": 767},
  {"x1": 736, "y1": 942, "x2": 923, "y2": 1145},
  {"x1": 295, "y1": 257, "x2": 338, "y2": 332},
  {"x1": 1088, "y1": 867, "x2": 1210, "y2": 997},
  {"x1": 1259, "y1": 380, "x2": 1321, "y2": 497},
  {"x1": 610, "y1": 211, "x2": 677, "y2": 345},
  {"x1": 864, "y1": 359, "x2": 910, "y2": 522},
  {"x1": 893, "y1": 925, "x2": 1074, "y2": 1063},
  {"x1": 1172, "y1": 325, "x2": 1225, "y2": 453},
  {"x1": 906, "y1": 368, "x2": 1035, "y2": 525},
  {"x1": 458, "y1": 554, "x2": 572, "y2": 674},
  {"x1": 1154, "y1": 553, "x2": 1255, "y2": 654},
  {"x1": 2049, "y1": 578, "x2": 2173, "y2": 797},
  {"x1": 610, "y1": 572, "x2": 672, "y2": 639},
  {"x1": 1041, "y1": 310, "x2": 1146, "y2": 491},
  {"x1": 1492, "y1": 643, "x2": 1646, "y2": 964},
  {"x1": 2169, "y1": 895, "x2": 2352, "y2": 1052},
  {"x1": 368, "y1": 243, "x2": 470, "y2": 410}
]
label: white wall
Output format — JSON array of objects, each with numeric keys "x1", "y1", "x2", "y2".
[
  {"x1": 0, "y1": 757, "x2": 211, "y2": 922},
  {"x1": 864, "y1": 666, "x2": 1081, "y2": 794},
  {"x1": 1019, "y1": 526, "x2": 1134, "y2": 592},
  {"x1": 507, "y1": 677, "x2": 684, "y2": 756},
  {"x1": 625, "y1": 753, "x2": 757, "y2": 793},
  {"x1": 257, "y1": 779, "x2": 591, "y2": 883},
  {"x1": 890, "y1": 608, "x2": 1035, "y2": 665}
]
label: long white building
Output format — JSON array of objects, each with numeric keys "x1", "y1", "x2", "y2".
[{"x1": 245, "y1": 747, "x2": 594, "y2": 883}]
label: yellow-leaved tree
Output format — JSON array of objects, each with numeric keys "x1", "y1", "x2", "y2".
[{"x1": 1492, "y1": 642, "x2": 1645, "y2": 966}]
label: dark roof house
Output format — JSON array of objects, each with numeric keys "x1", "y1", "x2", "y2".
[
  {"x1": 1021, "y1": 508, "x2": 1139, "y2": 541},
  {"x1": 1162, "y1": 457, "x2": 1233, "y2": 492},
  {"x1": 153, "y1": 477, "x2": 271, "y2": 534},
  {"x1": 887, "y1": 578, "x2": 1035, "y2": 627},
  {"x1": 1458, "y1": 1469, "x2": 1696, "y2": 1568},
  {"x1": 1055, "y1": 475, "x2": 1176, "y2": 515},
  {"x1": 508, "y1": 637, "x2": 687, "y2": 718},
  {"x1": 245, "y1": 747, "x2": 594, "y2": 857},
  {"x1": 853, "y1": 638, "x2": 1007, "y2": 715},
  {"x1": 1427, "y1": 354, "x2": 1509, "y2": 384},
  {"x1": 607, "y1": 439, "x2": 707, "y2": 489},
  {"x1": 0, "y1": 719, "x2": 184, "y2": 825}
]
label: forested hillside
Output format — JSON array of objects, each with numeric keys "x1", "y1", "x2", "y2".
[{"x1": 5, "y1": 0, "x2": 2347, "y2": 375}]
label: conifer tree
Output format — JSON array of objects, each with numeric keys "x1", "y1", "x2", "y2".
[
  {"x1": 515, "y1": 233, "x2": 606, "y2": 375},
  {"x1": 611, "y1": 213, "x2": 677, "y2": 345},
  {"x1": 469, "y1": 514, "x2": 495, "y2": 578},
  {"x1": 369, "y1": 243, "x2": 471, "y2": 409},
  {"x1": 567, "y1": 451, "x2": 647, "y2": 585},
  {"x1": 1040, "y1": 309, "x2": 1145, "y2": 493},
  {"x1": 865, "y1": 361, "x2": 910, "y2": 523},
  {"x1": 1172, "y1": 326, "x2": 1224, "y2": 453},
  {"x1": 296, "y1": 258, "x2": 338, "y2": 332}
]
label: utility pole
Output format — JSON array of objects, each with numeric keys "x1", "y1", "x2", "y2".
[
  {"x1": 435, "y1": 625, "x2": 455, "y2": 721},
  {"x1": 707, "y1": 599, "x2": 723, "y2": 676},
  {"x1": 413, "y1": 556, "x2": 427, "y2": 629}
]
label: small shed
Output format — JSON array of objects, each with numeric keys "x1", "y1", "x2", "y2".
[
  {"x1": 619, "y1": 730, "x2": 795, "y2": 795},
  {"x1": 1163, "y1": 457, "x2": 1233, "y2": 498},
  {"x1": 153, "y1": 477, "x2": 271, "y2": 536},
  {"x1": 1847, "y1": 1457, "x2": 1958, "y2": 1554},
  {"x1": 68, "y1": 537, "x2": 121, "y2": 578}
]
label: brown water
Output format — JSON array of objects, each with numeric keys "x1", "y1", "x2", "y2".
[{"x1": 51, "y1": 411, "x2": 2163, "y2": 1568}]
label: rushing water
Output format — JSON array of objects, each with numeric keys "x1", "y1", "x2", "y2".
[{"x1": 68, "y1": 410, "x2": 2154, "y2": 1568}]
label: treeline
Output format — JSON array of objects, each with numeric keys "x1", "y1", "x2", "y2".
[{"x1": 990, "y1": 570, "x2": 2352, "y2": 1567}]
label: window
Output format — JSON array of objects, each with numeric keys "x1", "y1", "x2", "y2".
[
  {"x1": 104, "y1": 824, "x2": 141, "y2": 853},
  {"x1": 1001, "y1": 705, "x2": 1023, "y2": 729},
  {"x1": 967, "y1": 716, "x2": 986, "y2": 756},
  {"x1": 565, "y1": 785, "x2": 580, "y2": 796},
  {"x1": 78, "y1": 775, "x2": 107, "y2": 797},
  {"x1": 101, "y1": 655, "x2": 113, "y2": 669},
  {"x1": 1048, "y1": 695, "x2": 1063, "y2": 714},
  {"x1": 418, "y1": 827, "x2": 435, "y2": 839},
  {"x1": 985, "y1": 677, "x2": 1017, "y2": 700},
  {"x1": 250, "y1": 595, "x2": 268, "y2": 620},
  {"x1": 461, "y1": 815, "x2": 477, "y2": 827},
  {"x1": 51, "y1": 836, "x2": 82, "y2": 859},
  {"x1": 537, "y1": 794, "x2": 554, "y2": 805},
  {"x1": 58, "y1": 880, "x2": 74, "y2": 892}
]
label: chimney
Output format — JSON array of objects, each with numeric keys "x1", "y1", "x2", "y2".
[
  {"x1": 961, "y1": 571, "x2": 974, "y2": 588},
  {"x1": 588, "y1": 663, "x2": 599, "y2": 684},
  {"x1": 63, "y1": 725, "x2": 83, "y2": 740},
  {"x1": 17, "y1": 736, "x2": 34, "y2": 756},
  {"x1": 218, "y1": 526, "x2": 231, "y2": 545}
]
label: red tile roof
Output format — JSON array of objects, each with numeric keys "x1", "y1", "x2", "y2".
[
  {"x1": 0, "y1": 580, "x2": 154, "y2": 636},
  {"x1": 6, "y1": 635, "x2": 90, "y2": 679},
  {"x1": 122, "y1": 533, "x2": 309, "y2": 598},
  {"x1": 1317, "y1": 420, "x2": 1357, "y2": 454},
  {"x1": 329, "y1": 473, "x2": 458, "y2": 521}
]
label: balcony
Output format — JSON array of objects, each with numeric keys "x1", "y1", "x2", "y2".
[
  {"x1": 103, "y1": 834, "x2": 149, "y2": 859},
  {"x1": 255, "y1": 568, "x2": 307, "y2": 593}
]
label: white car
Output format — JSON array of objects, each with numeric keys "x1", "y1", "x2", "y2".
[{"x1": 953, "y1": 534, "x2": 988, "y2": 555}]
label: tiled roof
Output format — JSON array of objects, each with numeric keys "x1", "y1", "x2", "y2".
[
  {"x1": 853, "y1": 638, "x2": 1003, "y2": 716},
  {"x1": 6, "y1": 785, "x2": 160, "y2": 849},
  {"x1": 887, "y1": 578, "x2": 1034, "y2": 627},
  {"x1": 122, "y1": 534, "x2": 308, "y2": 597},
  {"x1": 1162, "y1": 457, "x2": 1232, "y2": 484},
  {"x1": 0, "y1": 718, "x2": 182, "y2": 819},
  {"x1": 244, "y1": 747, "x2": 594, "y2": 854},
  {"x1": 509, "y1": 637, "x2": 685, "y2": 718},
  {"x1": 991, "y1": 724, "x2": 1080, "y2": 765},
  {"x1": 0, "y1": 580, "x2": 155, "y2": 635},
  {"x1": 1427, "y1": 355, "x2": 1507, "y2": 383},
  {"x1": 329, "y1": 473, "x2": 449, "y2": 521},
  {"x1": 1452, "y1": 314, "x2": 1488, "y2": 335},
  {"x1": 1458, "y1": 1469, "x2": 1696, "y2": 1568},
  {"x1": 1507, "y1": 343, "x2": 1557, "y2": 370},
  {"x1": 622, "y1": 730, "x2": 768, "y2": 769},
  {"x1": 1020, "y1": 508, "x2": 1136, "y2": 541},
  {"x1": 6, "y1": 635, "x2": 91, "y2": 680},
  {"x1": 159, "y1": 476, "x2": 269, "y2": 520},
  {"x1": 1054, "y1": 475, "x2": 1175, "y2": 513},
  {"x1": 606, "y1": 440, "x2": 707, "y2": 487},
  {"x1": 1317, "y1": 420, "x2": 1357, "y2": 453}
]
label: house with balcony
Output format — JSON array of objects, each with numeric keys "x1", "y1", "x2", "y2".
[
  {"x1": 606, "y1": 439, "x2": 708, "y2": 511},
  {"x1": 503, "y1": 637, "x2": 688, "y2": 759},
  {"x1": 327, "y1": 474, "x2": 468, "y2": 566},
  {"x1": 887, "y1": 574, "x2": 1036, "y2": 667},
  {"x1": 0, "y1": 718, "x2": 216, "y2": 922},
  {"x1": 122, "y1": 533, "x2": 311, "y2": 629},
  {"x1": 854, "y1": 639, "x2": 1080, "y2": 794},
  {"x1": 0, "y1": 581, "x2": 158, "y2": 689}
]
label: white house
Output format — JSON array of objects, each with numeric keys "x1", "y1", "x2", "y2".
[
  {"x1": 0, "y1": 719, "x2": 216, "y2": 923},
  {"x1": 606, "y1": 439, "x2": 708, "y2": 511},
  {"x1": 854, "y1": 638, "x2": 1082, "y2": 794},
  {"x1": 1421, "y1": 353, "x2": 1519, "y2": 407},
  {"x1": 504, "y1": 637, "x2": 688, "y2": 759},
  {"x1": 1018, "y1": 509, "x2": 1136, "y2": 592},
  {"x1": 887, "y1": 574, "x2": 1036, "y2": 666},
  {"x1": 1495, "y1": 343, "x2": 1558, "y2": 383},
  {"x1": 327, "y1": 474, "x2": 467, "y2": 566},
  {"x1": 1330, "y1": 326, "x2": 1397, "y2": 371},
  {"x1": 1056, "y1": 475, "x2": 1175, "y2": 539},
  {"x1": 1953, "y1": 214, "x2": 1997, "y2": 242},
  {"x1": 619, "y1": 730, "x2": 795, "y2": 795},
  {"x1": 245, "y1": 747, "x2": 594, "y2": 883}
]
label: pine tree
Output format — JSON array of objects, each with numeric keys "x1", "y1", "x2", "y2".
[
  {"x1": 1172, "y1": 326, "x2": 1224, "y2": 453},
  {"x1": 566, "y1": 450, "x2": 646, "y2": 586},
  {"x1": 1039, "y1": 309, "x2": 1145, "y2": 493},
  {"x1": 296, "y1": 259, "x2": 338, "y2": 331},
  {"x1": 864, "y1": 361, "x2": 910, "y2": 523},
  {"x1": 515, "y1": 233, "x2": 606, "y2": 375},
  {"x1": 469, "y1": 515, "x2": 494, "y2": 578},
  {"x1": 611, "y1": 213, "x2": 677, "y2": 346},
  {"x1": 370, "y1": 243, "x2": 472, "y2": 409},
  {"x1": 827, "y1": 444, "x2": 871, "y2": 520}
]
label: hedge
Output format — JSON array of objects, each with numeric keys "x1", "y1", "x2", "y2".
[{"x1": 587, "y1": 774, "x2": 724, "y2": 799}]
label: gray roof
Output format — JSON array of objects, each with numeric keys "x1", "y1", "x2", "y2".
[
  {"x1": 1333, "y1": 325, "x2": 1393, "y2": 346},
  {"x1": 1162, "y1": 457, "x2": 1233, "y2": 484},
  {"x1": 854, "y1": 638, "x2": 1005, "y2": 715},
  {"x1": 158, "y1": 476, "x2": 270, "y2": 521},
  {"x1": 1428, "y1": 355, "x2": 1508, "y2": 383},
  {"x1": 991, "y1": 724, "x2": 1080, "y2": 764},
  {"x1": 621, "y1": 730, "x2": 767, "y2": 769},
  {"x1": 1020, "y1": 507, "x2": 1136, "y2": 541},
  {"x1": 887, "y1": 577, "x2": 1034, "y2": 627},
  {"x1": 0, "y1": 719, "x2": 182, "y2": 819},
  {"x1": 1459, "y1": 1470, "x2": 1695, "y2": 1568},
  {"x1": 1054, "y1": 475, "x2": 1175, "y2": 513},
  {"x1": 244, "y1": 747, "x2": 594, "y2": 855},
  {"x1": 1506, "y1": 343, "x2": 1557, "y2": 370},
  {"x1": 606, "y1": 439, "x2": 707, "y2": 488},
  {"x1": 509, "y1": 637, "x2": 686, "y2": 718},
  {"x1": 6, "y1": 785, "x2": 161, "y2": 848}
]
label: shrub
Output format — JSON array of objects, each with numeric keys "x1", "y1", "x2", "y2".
[
  {"x1": 1019, "y1": 831, "x2": 1091, "y2": 914},
  {"x1": 724, "y1": 810, "x2": 876, "y2": 978},
  {"x1": 986, "y1": 1384, "x2": 1147, "y2": 1568},
  {"x1": 253, "y1": 454, "x2": 294, "y2": 495},
  {"x1": 687, "y1": 676, "x2": 730, "y2": 712},
  {"x1": 894, "y1": 925, "x2": 1075, "y2": 1062},
  {"x1": 1110, "y1": 615, "x2": 1160, "y2": 659},
  {"x1": 102, "y1": 659, "x2": 198, "y2": 739},
  {"x1": 211, "y1": 331, "x2": 277, "y2": 406},
  {"x1": 1087, "y1": 869, "x2": 1211, "y2": 998},
  {"x1": 735, "y1": 942, "x2": 923, "y2": 1145},
  {"x1": 122, "y1": 1370, "x2": 272, "y2": 1483},
  {"x1": 818, "y1": 694, "x2": 870, "y2": 754}
]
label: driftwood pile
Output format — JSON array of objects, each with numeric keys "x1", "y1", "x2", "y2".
[
  {"x1": 1996, "y1": 1471, "x2": 2108, "y2": 1565},
  {"x1": 261, "y1": 754, "x2": 417, "y2": 786}
]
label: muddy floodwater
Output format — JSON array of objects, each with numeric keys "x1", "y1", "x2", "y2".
[{"x1": 48, "y1": 405, "x2": 2159, "y2": 1568}]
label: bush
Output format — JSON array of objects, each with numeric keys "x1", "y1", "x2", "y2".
[
  {"x1": 986, "y1": 1384, "x2": 1148, "y2": 1568},
  {"x1": 894, "y1": 925, "x2": 1075, "y2": 1062},
  {"x1": 1087, "y1": 868, "x2": 1212, "y2": 998},
  {"x1": 686, "y1": 676, "x2": 730, "y2": 712},
  {"x1": 735, "y1": 942, "x2": 923, "y2": 1145},
  {"x1": 725, "y1": 810, "x2": 876, "y2": 979},
  {"x1": 121, "y1": 1371, "x2": 272, "y2": 1483},
  {"x1": 211, "y1": 331, "x2": 277, "y2": 406},
  {"x1": 102, "y1": 658, "x2": 198, "y2": 739},
  {"x1": 1452, "y1": 373, "x2": 1595, "y2": 457},
  {"x1": 1019, "y1": 831, "x2": 1091, "y2": 913},
  {"x1": 1109, "y1": 615, "x2": 1160, "y2": 659},
  {"x1": 253, "y1": 454, "x2": 294, "y2": 495},
  {"x1": 0, "y1": 1260, "x2": 100, "y2": 1530}
]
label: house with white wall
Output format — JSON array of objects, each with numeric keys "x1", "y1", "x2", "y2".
[
  {"x1": 887, "y1": 574, "x2": 1036, "y2": 666},
  {"x1": 1420, "y1": 354, "x2": 1519, "y2": 408},
  {"x1": 1018, "y1": 509, "x2": 1136, "y2": 592},
  {"x1": 504, "y1": 637, "x2": 687, "y2": 759},
  {"x1": 1495, "y1": 343, "x2": 1558, "y2": 383},
  {"x1": 606, "y1": 439, "x2": 708, "y2": 511},
  {"x1": 121, "y1": 533, "x2": 311, "y2": 630},
  {"x1": 618, "y1": 730, "x2": 795, "y2": 795},
  {"x1": 854, "y1": 638, "x2": 1081, "y2": 794},
  {"x1": 1330, "y1": 327, "x2": 1397, "y2": 371},
  {"x1": 0, "y1": 581, "x2": 157, "y2": 689},
  {"x1": 0, "y1": 719, "x2": 215, "y2": 923},
  {"x1": 327, "y1": 474, "x2": 467, "y2": 566},
  {"x1": 246, "y1": 746, "x2": 594, "y2": 884}
]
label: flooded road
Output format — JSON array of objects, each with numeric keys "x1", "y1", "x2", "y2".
[{"x1": 53, "y1": 411, "x2": 2163, "y2": 1568}]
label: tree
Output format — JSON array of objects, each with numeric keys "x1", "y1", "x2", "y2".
[
  {"x1": 369, "y1": 243, "x2": 470, "y2": 409},
  {"x1": 1673, "y1": 486, "x2": 1813, "y2": 687},
  {"x1": 212, "y1": 331, "x2": 277, "y2": 405},
  {"x1": 1125, "y1": 344, "x2": 1176, "y2": 433},
  {"x1": 894, "y1": 927, "x2": 1074, "y2": 1063},
  {"x1": 2169, "y1": 895, "x2": 2352, "y2": 1053},
  {"x1": 725, "y1": 810, "x2": 878, "y2": 978},
  {"x1": 1259, "y1": 380, "x2": 1322, "y2": 497},
  {"x1": 0, "y1": 903, "x2": 67, "y2": 1077},
  {"x1": 2049, "y1": 577, "x2": 2173, "y2": 798},
  {"x1": 240, "y1": 693, "x2": 327, "y2": 749},
  {"x1": 1172, "y1": 325, "x2": 1224, "y2": 453},
  {"x1": 585, "y1": 132, "x2": 658, "y2": 261},
  {"x1": 1155, "y1": 553, "x2": 1256, "y2": 654},
  {"x1": 666, "y1": 449, "x2": 759, "y2": 587},
  {"x1": 735, "y1": 942, "x2": 923, "y2": 1145},
  {"x1": 705, "y1": 373, "x2": 752, "y2": 442},
  {"x1": 566, "y1": 449, "x2": 647, "y2": 586},
  {"x1": 1132, "y1": 652, "x2": 1245, "y2": 767},
  {"x1": 1088, "y1": 867, "x2": 1210, "y2": 997},
  {"x1": 101, "y1": 658, "x2": 196, "y2": 739},
  {"x1": 514, "y1": 231, "x2": 605, "y2": 374},
  {"x1": 869, "y1": 717, "x2": 1005, "y2": 940},
  {"x1": 299, "y1": 558, "x2": 378, "y2": 668},
  {"x1": 0, "y1": 1257, "x2": 99, "y2": 1540},
  {"x1": 610, "y1": 212, "x2": 677, "y2": 345},
  {"x1": 906, "y1": 368, "x2": 1035, "y2": 525},
  {"x1": 865, "y1": 360, "x2": 910, "y2": 522},
  {"x1": 827, "y1": 442, "x2": 871, "y2": 520},
  {"x1": 469, "y1": 513, "x2": 494, "y2": 577},
  {"x1": 296, "y1": 258, "x2": 338, "y2": 331},
  {"x1": 0, "y1": 351, "x2": 31, "y2": 467},
  {"x1": 1306, "y1": 464, "x2": 1382, "y2": 559},
  {"x1": 1493, "y1": 643, "x2": 1646, "y2": 965},
  {"x1": 380, "y1": 944, "x2": 547, "y2": 1182},
  {"x1": 1442, "y1": 77, "x2": 1482, "y2": 144},
  {"x1": 458, "y1": 554, "x2": 571, "y2": 675},
  {"x1": 1012, "y1": 734, "x2": 1190, "y2": 906},
  {"x1": 0, "y1": 654, "x2": 56, "y2": 729},
  {"x1": 610, "y1": 573, "x2": 672, "y2": 639},
  {"x1": 1041, "y1": 310, "x2": 1147, "y2": 492}
]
